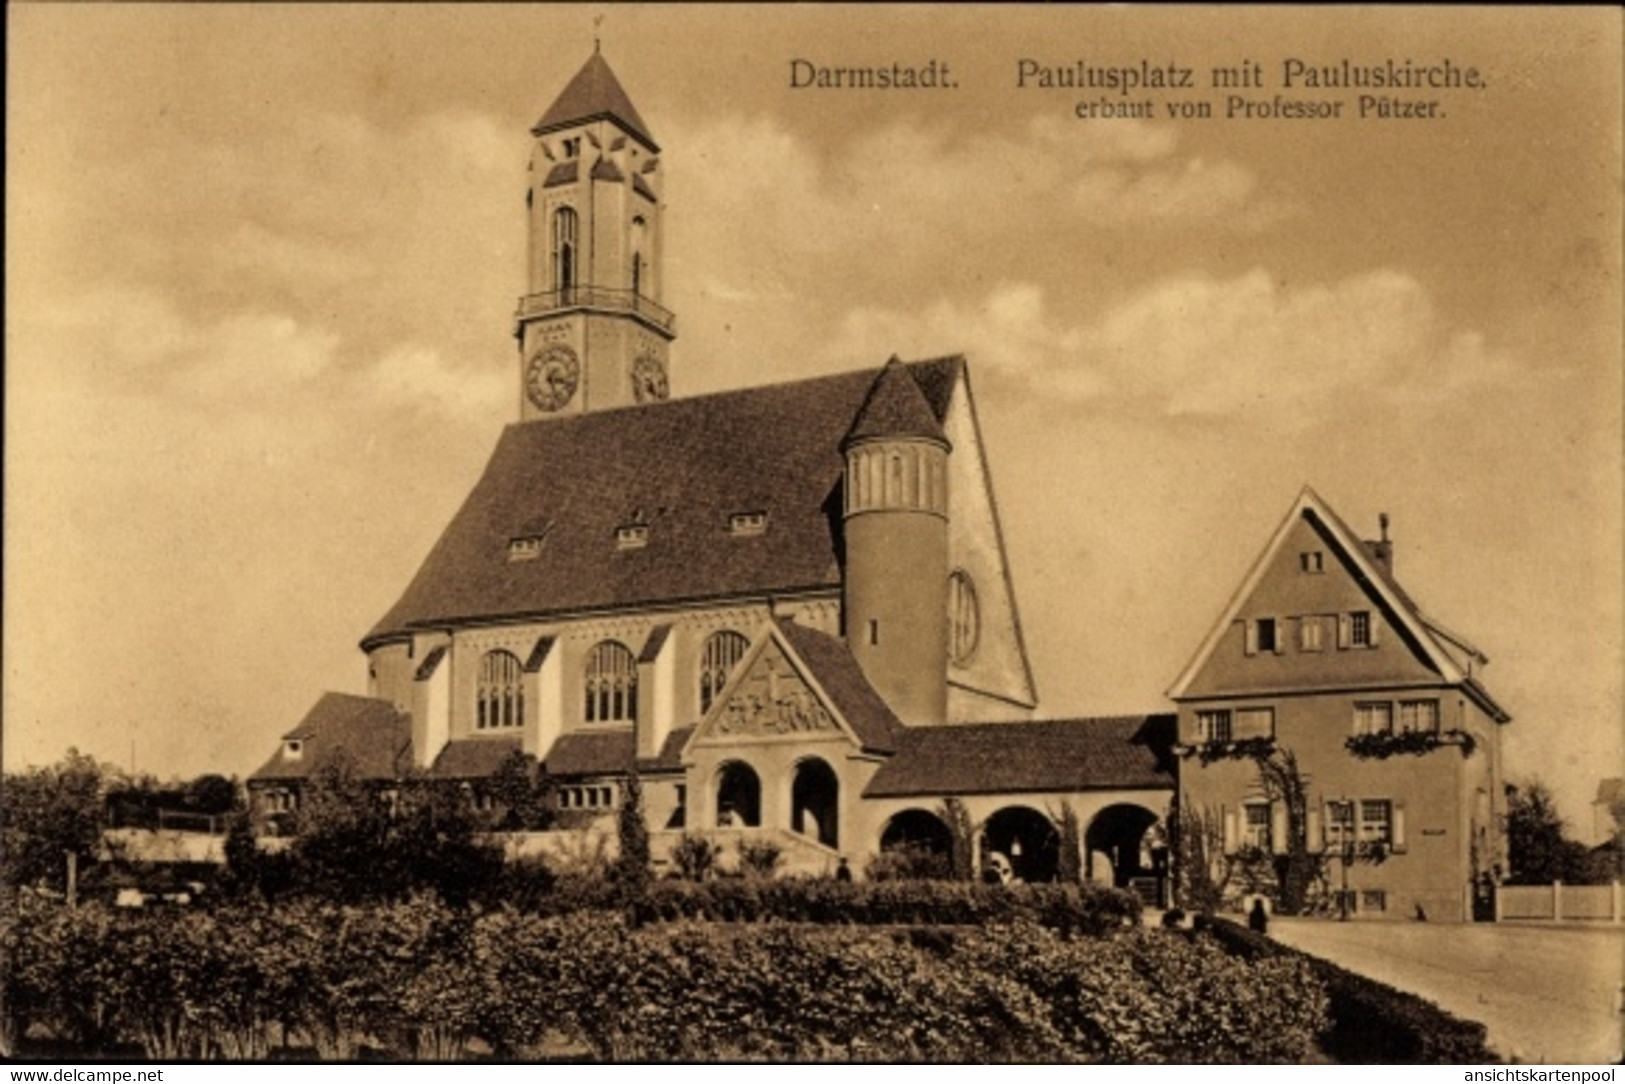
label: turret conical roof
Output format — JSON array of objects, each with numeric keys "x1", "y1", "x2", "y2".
[
  {"x1": 843, "y1": 356, "x2": 950, "y2": 449},
  {"x1": 532, "y1": 50, "x2": 658, "y2": 151}
]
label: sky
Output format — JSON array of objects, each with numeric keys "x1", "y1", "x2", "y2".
[{"x1": 6, "y1": 5, "x2": 1621, "y2": 828}]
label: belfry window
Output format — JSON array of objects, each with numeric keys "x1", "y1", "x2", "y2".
[
  {"x1": 699, "y1": 630, "x2": 749, "y2": 713},
  {"x1": 585, "y1": 640, "x2": 638, "y2": 723},
  {"x1": 477, "y1": 650, "x2": 525, "y2": 730},
  {"x1": 552, "y1": 207, "x2": 578, "y2": 296}
]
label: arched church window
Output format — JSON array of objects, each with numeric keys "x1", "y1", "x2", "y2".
[
  {"x1": 699, "y1": 630, "x2": 750, "y2": 713},
  {"x1": 585, "y1": 640, "x2": 638, "y2": 723},
  {"x1": 477, "y1": 650, "x2": 525, "y2": 730},
  {"x1": 948, "y1": 570, "x2": 980, "y2": 665},
  {"x1": 552, "y1": 207, "x2": 578, "y2": 298}
]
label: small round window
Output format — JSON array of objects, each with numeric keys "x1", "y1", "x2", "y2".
[{"x1": 948, "y1": 570, "x2": 980, "y2": 665}]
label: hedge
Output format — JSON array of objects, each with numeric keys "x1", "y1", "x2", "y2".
[
  {"x1": 1202, "y1": 917, "x2": 1497, "y2": 1064},
  {"x1": 2, "y1": 894, "x2": 1327, "y2": 1062}
]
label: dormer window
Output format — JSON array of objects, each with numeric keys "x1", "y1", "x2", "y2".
[
  {"x1": 509, "y1": 536, "x2": 543, "y2": 561},
  {"x1": 616, "y1": 524, "x2": 649, "y2": 550},
  {"x1": 729, "y1": 511, "x2": 767, "y2": 536},
  {"x1": 283, "y1": 739, "x2": 304, "y2": 761}
]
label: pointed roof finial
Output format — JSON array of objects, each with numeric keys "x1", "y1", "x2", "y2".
[{"x1": 593, "y1": 13, "x2": 603, "y2": 53}]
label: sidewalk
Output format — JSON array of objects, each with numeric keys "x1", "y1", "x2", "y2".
[{"x1": 1268, "y1": 917, "x2": 1623, "y2": 1064}]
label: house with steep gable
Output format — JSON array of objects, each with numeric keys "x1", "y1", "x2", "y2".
[{"x1": 1167, "y1": 486, "x2": 1511, "y2": 921}]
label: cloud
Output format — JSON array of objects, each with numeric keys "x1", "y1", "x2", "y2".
[
  {"x1": 825, "y1": 268, "x2": 1525, "y2": 423},
  {"x1": 353, "y1": 343, "x2": 508, "y2": 422}
]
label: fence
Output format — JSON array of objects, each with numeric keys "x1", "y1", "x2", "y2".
[{"x1": 1496, "y1": 881, "x2": 1623, "y2": 922}]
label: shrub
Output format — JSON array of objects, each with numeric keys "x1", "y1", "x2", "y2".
[
  {"x1": 668, "y1": 833, "x2": 719, "y2": 882},
  {"x1": 1, "y1": 895, "x2": 1333, "y2": 1062},
  {"x1": 866, "y1": 843, "x2": 951, "y2": 883},
  {"x1": 737, "y1": 839, "x2": 783, "y2": 879},
  {"x1": 1203, "y1": 918, "x2": 1496, "y2": 1063}
]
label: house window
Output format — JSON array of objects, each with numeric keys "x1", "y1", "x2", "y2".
[
  {"x1": 1325, "y1": 800, "x2": 1356, "y2": 846},
  {"x1": 948, "y1": 570, "x2": 980, "y2": 665},
  {"x1": 1353, "y1": 701, "x2": 1393, "y2": 736},
  {"x1": 1359, "y1": 799, "x2": 1393, "y2": 844},
  {"x1": 559, "y1": 784, "x2": 617, "y2": 810},
  {"x1": 1349, "y1": 610, "x2": 1373, "y2": 647},
  {"x1": 1234, "y1": 707, "x2": 1274, "y2": 740},
  {"x1": 1300, "y1": 616, "x2": 1325, "y2": 652},
  {"x1": 1197, "y1": 709, "x2": 1233, "y2": 744},
  {"x1": 699, "y1": 630, "x2": 749, "y2": 713},
  {"x1": 477, "y1": 650, "x2": 525, "y2": 730},
  {"x1": 1398, "y1": 699, "x2": 1440, "y2": 734},
  {"x1": 1360, "y1": 889, "x2": 1388, "y2": 913},
  {"x1": 585, "y1": 640, "x2": 637, "y2": 723},
  {"x1": 1242, "y1": 801, "x2": 1272, "y2": 850},
  {"x1": 1300, "y1": 551, "x2": 1324, "y2": 574},
  {"x1": 562, "y1": 137, "x2": 581, "y2": 159},
  {"x1": 552, "y1": 206, "x2": 578, "y2": 295},
  {"x1": 283, "y1": 739, "x2": 304, "y2": 760},
  {"x1": 1246, "y1": 617, "x2": 1282, "y2": 655}
]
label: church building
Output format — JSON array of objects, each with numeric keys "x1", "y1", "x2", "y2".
[{"x1": 250, "y1": 48, "x2": 1177, "y2": 889}]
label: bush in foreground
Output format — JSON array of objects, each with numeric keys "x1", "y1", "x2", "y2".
[{"x1": 2, "y1": 893, "x2": 1327, "y2": 1062}]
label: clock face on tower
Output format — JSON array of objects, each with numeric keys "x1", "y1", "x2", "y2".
[
  {"x1": 631, "y1": 352, "x2": 669, "y2": 403},
  {"x1": 525, "y1": 344, "x2": 580, "y2": 412}
]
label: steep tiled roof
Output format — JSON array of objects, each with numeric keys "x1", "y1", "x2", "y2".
[
  {"x1": 250, "y1": 692, "x2": 412, "y2": 783},
  {"x1": 429, "y1": 737, "x2": 523, "y2": 779},
  {"x1": 532, "y1": 51, "x2": 658, "y2": 151},
  {"x1": 543, "y1": 725, "x2": 692, "y2": 777},
  {"x1": 863, "y1": 715, "x2": 1176, "y2": 798},
  {"x1": 844, "y1": 356, "x2": 950, "y2": 447},
  {"x1": 775, "y1": 618, "x2": 900, "y2": 754},
  {"x1": 363, "y1": 358, "x2": 963, "y2": 647}
]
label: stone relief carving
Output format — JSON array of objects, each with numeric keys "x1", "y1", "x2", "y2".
[{"x1": 710, "y1": 646, "x2": 836, "y2": 738}]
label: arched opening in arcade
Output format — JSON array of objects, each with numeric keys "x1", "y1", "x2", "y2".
[
  {"x1": 878, "y1": 808, "x2": 954, "y2": 879},
  {"x1": 1085, "y1": 803, "x2": 1166, "y2": 904},
  {"x1": 790, "y1": 757, "x2": 839, "y2": 848},
  {"x1": 715, "y1": 761, "x2": 761, "y2": 828},
  {"x1": 981, "y1": 806, "x2": 1061, "y2": 884}
]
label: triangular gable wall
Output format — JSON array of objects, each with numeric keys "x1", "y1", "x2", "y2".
[
  {"x1": 1168, "y1": 487, "x2": 1468, "y2": 700},
  {"x1": 943, "y1": 367, "x2": 1039, "y2": 715},
  {"x1": 686, "y1": 628, "x2": 862, "y2": 750}
]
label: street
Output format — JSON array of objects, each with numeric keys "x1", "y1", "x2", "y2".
[{"x1": 1270, "y1": 917, "x2": 1624, "y2": 1064}]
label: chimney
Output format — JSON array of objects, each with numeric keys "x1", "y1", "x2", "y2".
[{"x1": 1367, "y1": 512, "x2": 1393, "y2": 572}]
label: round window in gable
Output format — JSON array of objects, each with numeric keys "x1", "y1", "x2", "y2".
[{"x1": 948, "y1": 570, "x2": 980, "y2": 665}]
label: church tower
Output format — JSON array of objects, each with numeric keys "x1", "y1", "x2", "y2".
[
  {"x1": 515, "y1": 48, "x2": 675, "y2": 421},
  {"x1": 841, "y1": 358, "x2": 952, "y2": 726}
]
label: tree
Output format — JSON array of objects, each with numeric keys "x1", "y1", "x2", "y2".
[
  {"x1": 1171, "y1": 798, "x2": 1230, "y2": 913},
  {"x1": 613, "y1": 767, "x2": 651, "y2": 899},
  {"x1": 1505, "y1": 780, "x2": 1599, "y2": 885},
  {"x1": 1250, "y1": 747, "x2": 1319, "y2": 913},
  {"x1": 487, "y1": 751, "x2": 554, "y2": 831},
  {"x1": 1, "y1": 748, "x2": 110, "y2": 892},
  {"x1": 1056, "y1": 802, "x2": 1083, "y2": 884},
  {"x1": 941, "y1": 797, "x2": 976, "y2": 883}
]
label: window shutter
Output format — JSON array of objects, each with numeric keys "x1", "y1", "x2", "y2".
[
  {"x1": 1222, "y1": 806, "x2": 1239, "y2": 856},
  {"x1": 1271, "y1": 802, "x2": 1289, "y2": 855},
  {"x1": 1306, "y1": 807, "x2": 1323, "y2": 853},
  {"x1": 1273, "y1": 621, "x2": 1286, "y2": 655},
  {"x1": 1369, "y1": 614, "x2": 1381, "y2": 646},
  {"x1": 1392, "y1": 801, "x2": 1407, "y2": 853},
  {"x1": 1337, "y1": 613, "x2": 1351, "y2": 649},
  {"x1": 1244, "y1": 621, "x2": 1258, "y2": 657}
]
